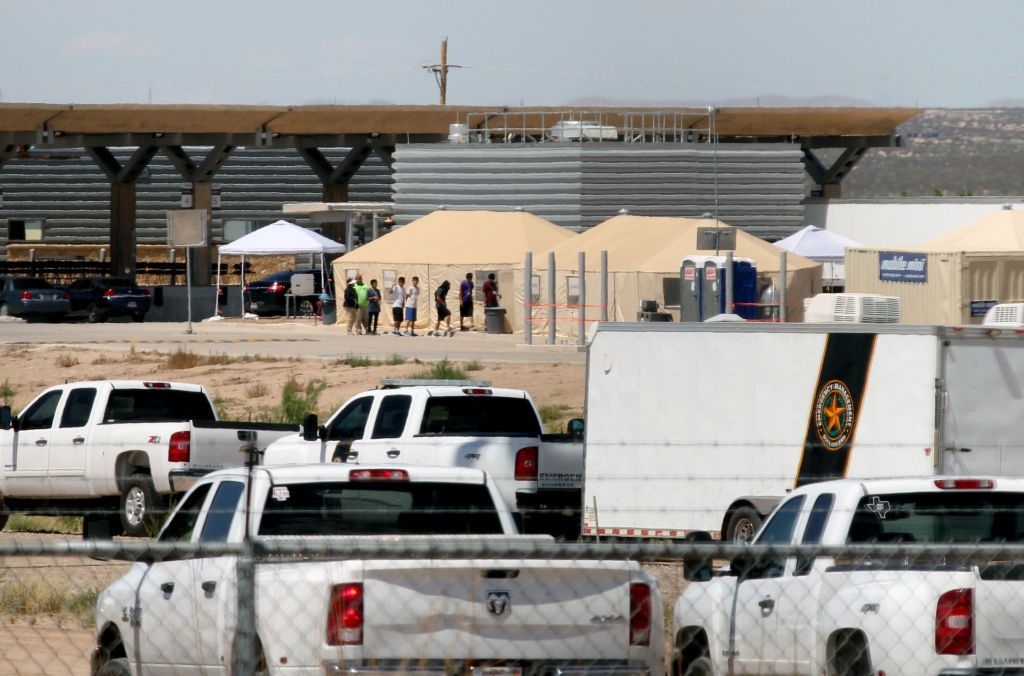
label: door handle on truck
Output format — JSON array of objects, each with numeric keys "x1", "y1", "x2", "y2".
[
  {"x1": 758, "y1": 598, "x2": 775, "y2": 617},
  {"x1": 72, "y1": 437, "x2": 85, "y2": 445},
  {"x1": 34, "y1": 439, "x2": 47, "y2": 447},
  {"x1": 201, "y1": 581, "x2": 217, "y2": 596},
  {"x1": 387, "y1": 449, "x2": 401, "y2": 458},
  {"x1": 160, "y1": 582, "x2": 175, "y2": 595}
]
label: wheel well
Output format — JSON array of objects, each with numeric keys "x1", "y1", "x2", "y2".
[
  {"x1": 720, "y1": 501, "x2": 755, "y2": 537},
  {"x1": 674, "y1": 626, "x2": 709, "y2": 674},
  {"x1": 827, "y1": 628, "x2": 870, "y2": 673},
  {"x1": 115, "y1": 452, "x2": 152, "y2": 491},
  {"x1": 96, "y1": 622, "x2": 127, "y2": 661},
  {"x1": 720, "y1": 497, "x2": 779, "y2": 536}
]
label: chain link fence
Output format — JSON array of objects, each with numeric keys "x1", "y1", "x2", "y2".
[{"x1": 1, "y1": 537, "x2": 1023, "y2": 675}]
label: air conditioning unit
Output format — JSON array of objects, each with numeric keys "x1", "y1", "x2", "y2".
[
  {"x1": 804, "y1": 293, "x2": 901, "y2": 324},
  {"x1": 982, "y1": 303, "x2": 1024, "y2": 327}
]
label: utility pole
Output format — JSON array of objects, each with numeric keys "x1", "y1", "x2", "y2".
[{"x1": 423, "y1": 37, "x2": 462, "y2": 105}]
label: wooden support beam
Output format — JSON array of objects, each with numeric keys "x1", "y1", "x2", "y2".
[
  {"x1": 110, "y1": 183, "x2": 137, "y2": 279},
  {"x1": 116, "y1": 145, "x2": 158, "y2": 183},
  {"x1": 190, "y1": 182, "x2": 214, "y2": 287},
  {"x1": 194, "y1": 145, "x2": 235, "y2": 182},
  {"x1": 327, "y1": 139, "x2": 371, "y2": 185},
  {"x1": 86, "y1": 146, "x2": 122, "y2": 181},
  {"x1": 371, "y1": 141, "x2": 395, "y2": 172},
  {"x1": 297, "y1": 147, "x2": 333, "y2": 183},
  {"x1": 161, "y1": 145, "x2": 196, "y2": 179}
]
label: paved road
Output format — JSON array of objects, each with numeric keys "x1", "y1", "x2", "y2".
[{"x1": 0, "y1": 318, "x2": 586, "y2": 364}]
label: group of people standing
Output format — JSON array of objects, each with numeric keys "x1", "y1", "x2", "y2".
[{"x1": 341, "y1": 272, "x2": 499, "y2": 337}]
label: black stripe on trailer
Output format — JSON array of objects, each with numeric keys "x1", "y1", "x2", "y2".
[{"x1": 795, "y1": 332, "x2": 877, "y2": 488}]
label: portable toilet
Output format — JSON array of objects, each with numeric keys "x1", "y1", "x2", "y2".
[{"x1": 679, "y1": 255, "x2": 758, "y2": 321}]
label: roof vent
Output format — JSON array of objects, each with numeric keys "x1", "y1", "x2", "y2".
[
  {"x1": 983, "y1": 303, "x2": 1024, "y2": 326},
  {"x1": 618, "y1": 208, "x2": 630, "y2": 215},
  {"x1": 804, "y1": 293, "x2": 901, "y2": 324}
]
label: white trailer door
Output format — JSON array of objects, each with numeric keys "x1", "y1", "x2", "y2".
[{"x1": 942, "y1": 338, "x2": 1024, "y2": 476}]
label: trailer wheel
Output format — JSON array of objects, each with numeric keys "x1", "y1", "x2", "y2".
[
  {"x1": 120, "y1": 474, "x2": 165, "y2": 537},
  {"x1": 726, "y1": 507, "x2": 762, "y2": 544}
]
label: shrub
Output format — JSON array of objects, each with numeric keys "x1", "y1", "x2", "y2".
[
  {"x1": 409, "y1": 358, "x2": 466, "y2": 381},
  {"x1": 56, "y1": 353, "x2": 79, "y2": 368}
]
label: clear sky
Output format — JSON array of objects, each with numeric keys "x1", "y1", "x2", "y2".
[{"x1": 3, "y1": 0, "x2": 1023, "y2": 108}]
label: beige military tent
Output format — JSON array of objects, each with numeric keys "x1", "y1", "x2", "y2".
[
  {"x1": 846, "y1": 208, "x2": 1024, "y2": 324},
  {"x1": 333, "y1": 210, "x2": 576, "y2": 331},
  {"x1": 528, "y1": 215, "x2": 821, "y2": 338}
]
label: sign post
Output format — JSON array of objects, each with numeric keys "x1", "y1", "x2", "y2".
[{"x1": 167, "y1": 210, "x2": 208, "y2": 335}]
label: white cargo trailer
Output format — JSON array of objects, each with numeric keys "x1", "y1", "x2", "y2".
[{"x1": 582, "y1": 322, "x2": 1024, "y2": 542}]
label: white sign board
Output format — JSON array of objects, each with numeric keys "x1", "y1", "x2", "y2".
[
  {"x1": 167, "y1": 210, "x2": 208, "y2": 247},
  {"x1": 290, "y1": 273, "x2": 315, "y2": 296}
]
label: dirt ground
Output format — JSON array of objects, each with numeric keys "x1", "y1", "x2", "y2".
[
  {"x1": 0, "y1": 344, "x2": 687, "y2": 672},
  {"x1": 0, "y1": 343, "x2": 586, "y2": 429}
]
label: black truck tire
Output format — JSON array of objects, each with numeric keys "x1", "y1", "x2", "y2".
[
  {"x1": 120, "y1": 474, "x2": 165, "y2": 537},
  {"x1": 726, "y1": 506, "x2": 763, "y2": 544}
]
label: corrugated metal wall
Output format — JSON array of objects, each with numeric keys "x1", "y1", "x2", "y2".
[
  {"x1": 0, "y1": 148, "x2": 392, "y2": 258},
  {"x1": 392, "y1": 143, "x2": 806, "y2": 238}
]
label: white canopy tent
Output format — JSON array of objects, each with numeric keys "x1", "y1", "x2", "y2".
[
  {"x1": 774, "y1": 225, "x2": 862, "y2": 285},
  {"x1": 214, "y1": 219, "x2": 347, "y2": 316}
]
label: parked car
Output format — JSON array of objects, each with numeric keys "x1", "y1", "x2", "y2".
[
  {"x1": 64, "y1": 277, "x2": 151, "y2": 323},
  {"x1": 0, "y1": 276, "x2": 70, "y2": 321},
  {"x1": 244, "y1": 268, "x2": 333, "y2": 316}
]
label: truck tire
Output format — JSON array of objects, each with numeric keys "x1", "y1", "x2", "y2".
[
  {"x1": 829, "y1": 632, "x2": 872, "y2": 676},
  {"x1": 120, "y1": 474, "x2": 165, "y2": 537},
  {"x1": 726, "y1": 507, "x2": 763, "y2": 544},
  {"x1": 683, "y1": 658, "x2": 712, "y2": 676},
  {"x1": 94, "y1": 657, "x2": 131, "y2": 676},
  {"x1": 0, "y1": 499, "x2": 8, "y2": 532}
]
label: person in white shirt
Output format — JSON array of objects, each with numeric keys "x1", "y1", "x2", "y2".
[
  {"x1": 390, "y1": 276, "x2": 406, "y2": 335},
  {"x1": 403, "y1": 276, "x2": 420, "y2": 336}
]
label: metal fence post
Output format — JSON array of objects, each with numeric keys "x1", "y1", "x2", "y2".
[
  {"x1": 600, "y1": 250, "x2": 608, "y2": 322},
  {"x1": 779, "y1": 252, "x2": 788, "y2": 323},
  {"x1": 578, "y1": 251, "x2": 586, "y2": 346},
  {"x1": 547, "y1": 252, "x2": 556, "y2": 345},
  {"x1": 524, "y1": 252, "x2": 532, "y2": 344},
  {"x1": 233, "y1": 540, "x2": 258, "y2": 674}
]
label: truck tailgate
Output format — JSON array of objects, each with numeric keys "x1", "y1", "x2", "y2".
[
  {"x1": 189, "y1": 421, "x2": 297, "y2": 470},
  {"x1": 361, "y1": 558, "x2": 635, "y2": 661},
  {"x1": 538, "y1": 436, "x2": 583, "y2": 491},
  {"x1": 976, "y1": 566, "x2": 1024, "y2": 667}
]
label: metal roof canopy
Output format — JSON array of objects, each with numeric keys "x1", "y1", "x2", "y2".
[{"x1": 0, "y1": 103, "x2": 920, "y2": 282}]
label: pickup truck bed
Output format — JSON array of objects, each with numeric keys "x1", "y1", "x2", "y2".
[{"x1": 94, "y1": 464, "x2": 660, "y2": 676}]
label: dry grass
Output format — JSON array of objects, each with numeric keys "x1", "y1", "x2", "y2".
[
  {"x1": 56, "y1": 354, "x2": 79, "y2": 368},
  {"x1": 164, "y1": 348, "x2": 234, "y2": 370},
  {"x1": 244, "y1": 382, "x2": 269, "y2": 398},
  {"x1": 0, "y1": 581, "x2": 99, "y2": 628}
]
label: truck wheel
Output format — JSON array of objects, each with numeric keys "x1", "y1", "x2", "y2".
[
  {"x1": 94, "y1": 657, "x2": 131, "y2": 676},
  {"x1": 684, "y1": 658, "x2": 712, "y2": 676},
  {"x1": 0, "y1": 499, "x2": 8, "y2": 532},
  {"x1": 120, "y1": 474, "x2": 165, "y2": 537},
  {"x1": 829, "y1": 632, "x2": 871, "y2": 676},
  {"x1": 726, "y1": 507, "x2": 763, "y2": 544}
]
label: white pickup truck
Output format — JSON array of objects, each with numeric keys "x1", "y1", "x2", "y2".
[
  {"x1": 0, "y1": 380, "x2": 296, "y2": 536},
  {"x1": 263, "y1": 379, "x2": 584, "y2": 537},
  {"x1": 671, "y1": 476, "x2": 1024, "y2": 676},
  {"x1": 92, "y1": 463, "x2": 662, "y2": 676}
]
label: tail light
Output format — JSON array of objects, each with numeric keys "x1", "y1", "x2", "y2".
[
  {"x1": 168, "y1": 431, "x2": 191, "y2": 463},
  {"x1": 62, "y1": 291, "x2": 70, "y2": 300},
  {"x1": 350, "y1": 468, "x2": 409, "y2": 481},
  {"x1": 936, "y1": 588, "x2": 973, "y2": 655},
  {"x1": 629, "y1": 582, "x2": 652, "y2": 646},
  {"x1": 514, "y1": 446, "x2": 538, "y2": 481},
  {"x1": 20, "y1": 291, "x2": 32, "y2": 300},
  {"x1": 935, "y1": 479, "x2": 995, "y2": 490},
  {"x1": 327, "y1": 583, "x2": 363, "y2": 645},
  {"x1": 267, "y1": 282, "x2": 286, "y2": 294},
  {"x1": 142, "y1": 288, "x2": 151, "y2": 296},
  {"x1": 103, "y1": 288, "x2": 116, "y2": 297}
]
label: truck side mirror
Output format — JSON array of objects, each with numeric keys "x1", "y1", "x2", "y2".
[
  {"x1": 0, "y1": 406, "x2": 13, "y2": 431},
  {"x1": 302, "y1": 413, "x2": 319, "y2": 442},
  {"x1": 682, "y1": 531, "x2": 714, "y2": 582},
  {"x1": 566, "y1": 418, "x2": 584, "y2": 439},
  {"x1": 318, "y1": 424, "x2": 328, "y2": 440}
]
